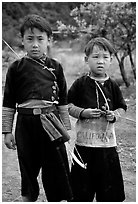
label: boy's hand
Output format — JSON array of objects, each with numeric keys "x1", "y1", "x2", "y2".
[
  {"x1": 106, "y1": 110, "x2": 116, "y2": 122},
  {"x1": 4, "y1": 133, "x2": 16, "y2": 150},
  {"x1": 81, "y1": 108, "x2": 102, "y2": 119}
]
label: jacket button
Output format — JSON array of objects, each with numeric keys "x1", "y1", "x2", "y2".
[
  {"x1": 51, "y1": 96, "x2": 55, "y2": 101},
  {"x1": 54, "y1": 81, "x2": 57, "y2": 86},
  {"x1": 53, "y1": 90, "x2": 56, "y2": 95},
  {"x1": 52, "y1": 86, "x2": 56, "y2": 90}
]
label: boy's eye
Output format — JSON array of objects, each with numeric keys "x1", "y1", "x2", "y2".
[
  {"x1": 92, "y1": 55, "x2": 98, "y2": 58},
  {"x1": 27, "y1": 37, "x2": 33, "y2": 41},
  {"x1": 92, "y1": 55, "x2": 110, "y2": 59},
  {"x1": 38, "y1": 38, "x2": 44, "y2": 41},
  {"x1": 104, "y1": 56, "x2": 110, "y2": 59}
]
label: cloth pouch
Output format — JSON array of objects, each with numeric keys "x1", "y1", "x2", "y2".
[{"x1": 40, "y1": 112, "x2": 70, "y2": 143}]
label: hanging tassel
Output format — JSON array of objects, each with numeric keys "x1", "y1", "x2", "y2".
[
  {"x1": 69, "y1": 151, "x2": 87, "y2": 169},
  {"x1": 69, "y1": 146, "x2": 87, "y2": 169}
]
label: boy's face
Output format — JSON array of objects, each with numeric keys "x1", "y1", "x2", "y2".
[
  {"x1": 22, "y1": 27, "x2": 49, "y2": 59},
  {"x1": 86, "y1": 45, "x2": 112, "y2": 78}
]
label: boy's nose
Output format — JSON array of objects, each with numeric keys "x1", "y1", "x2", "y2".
[
  {"x1": 98, "y1": 58, "x2": 104, "y2": 64},
  {"x1": 32, "y1": 40, "x2": 39, "y2": 48}
]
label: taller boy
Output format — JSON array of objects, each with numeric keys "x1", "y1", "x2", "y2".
[{"x1": 2, "y1": 14, "x2": 73, "y2": 202}]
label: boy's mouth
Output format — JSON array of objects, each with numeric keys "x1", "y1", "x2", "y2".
[
  {"x1": 31, "y1": 50, "x2": 39, "y2": 53},
  {"x1": 97, "y1": 66, "x2": 104, "y2": 69}
]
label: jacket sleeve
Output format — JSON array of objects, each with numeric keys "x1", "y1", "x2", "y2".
[
  {"x1": 56, "y1": 63, "x2": 68, "y2": 106},
  {"x1": 3, "y1": 61, "x2": 18, "y2": 109},
  {"x1": 111, "y1": 80, "x2": 127, "y2": 111},
  {"x1": 68, "y1": 103, "x2": 84, "y2": 119},
  {"x1": 68, "y1": 78, "x2": 84, "y2": 119},
  {"x1": 2, "y1": 107, "x2": 15, "y2": 133},
  {"x1": 2, "y1": 61, "x2": 18, "y2": 133},
  {"x1": 55, "y1": 62, "x2": 71, "y2": 129},
  {"x1": 58, "y1": 105, "x2": 71, "y2": 130}
]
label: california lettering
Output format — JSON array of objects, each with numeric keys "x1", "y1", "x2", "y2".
[{"x1": 76, "y1": 130, "x2": 114, "y2": 144}]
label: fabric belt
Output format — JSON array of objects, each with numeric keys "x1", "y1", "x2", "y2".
[
  {"x1": 17, "y1": 106, "x2": 70, "y2": 144},
  {"x1": 17, "y1": 106, "x2": 56, "y2": 115}
]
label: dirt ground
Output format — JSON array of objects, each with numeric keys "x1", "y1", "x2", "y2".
[{"x1": 2, "y1": 97, "x2": 136, "y2": 202}]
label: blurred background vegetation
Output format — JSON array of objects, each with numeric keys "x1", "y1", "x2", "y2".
[
  {"x1": 2, "y1": 2, "x2": 81, "y2": 46},
  {"x1": 2, "y1": 2, "x2": 136, "y2": 95}
]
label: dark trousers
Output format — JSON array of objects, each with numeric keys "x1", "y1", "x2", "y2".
[
  {"x1": 15, "y1": 114, "x2": 73, "y2": 201},
  {"x1": 71, "y1": 145, "x2": 125, "y2": 202}
]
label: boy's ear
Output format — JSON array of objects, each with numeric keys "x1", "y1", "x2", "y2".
[
  {"x1": 85, "y1": 56, "x2": 88, "y2": 63},
  {"x1": 110, "y1": 55, "x2": 113, "y2": 63},
  {"x1": 47, "y1": 37, "x2": 52, "y2": 46},
  {"x1": 21, "y1": 40, "x2": 24, "y2": 47}
]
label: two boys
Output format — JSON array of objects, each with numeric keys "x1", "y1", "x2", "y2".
[{"x1": 3, "y1": 14, "x2": 126, "y2": 202}]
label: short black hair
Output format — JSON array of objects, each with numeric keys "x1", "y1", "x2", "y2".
[
  {"x1": 20, "y1": 14, "x2": 52, "y2": 38},
  {"x1": 85, "y1": 37, "x2": 116, "y2": 56}
]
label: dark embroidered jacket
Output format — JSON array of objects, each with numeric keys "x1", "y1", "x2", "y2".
[
  {"x1": 3, "y1": 57, "x2": 68, "y2": 109},
  {"x1": 68, "y1": 74, "x2": 127, "y2": 111}
]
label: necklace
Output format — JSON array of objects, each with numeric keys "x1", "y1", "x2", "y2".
[
  {"x1": 25, "y1": 56, "x2": 56, "y2": 79},
  {"x1": 88, "y1": 72, "x2": 109, "y2": 83},
  {"x1": 26, "y1": 56, "x2": 48, "y2": 70}
]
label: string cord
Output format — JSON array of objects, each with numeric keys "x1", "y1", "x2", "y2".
[
  {"x1": 95, "y1": 81, "x2": 109, "y2": 110},
  {"x1": 2, "y1": 39, "x2": 20, "y2": 59},
  {"x1": 95, "y1": 81, "x2": 110, "y2": 138}
]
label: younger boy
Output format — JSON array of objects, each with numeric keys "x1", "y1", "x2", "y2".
[
  {"x1": 2, "y1": 14, "x2": 73, "y2": 202},
  {"x1": 68, "y1": 37, "x2": 127, "y2": 202}
]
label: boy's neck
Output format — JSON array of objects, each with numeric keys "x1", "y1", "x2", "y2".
[
  {"x1": 88, "y1": 72, "x2": 109, "y2": 82},
  {"x1": 26, "y1": 53, "x2": 47, "y2": 61}
]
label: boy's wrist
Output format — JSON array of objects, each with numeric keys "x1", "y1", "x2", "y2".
[
  {"x1": 79, "y1": 109, "x2": 85, "y2": 119},
  {"x1": 108, "y1": 116, "x2": 116, "y2": 123},
  {"x1": 3, "y1": 132, "x2": 12, "y2": 135}
]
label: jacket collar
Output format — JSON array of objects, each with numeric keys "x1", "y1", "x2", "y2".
[{"x1": 87, "y1": 72, "x2": 109, "y2": 84}]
